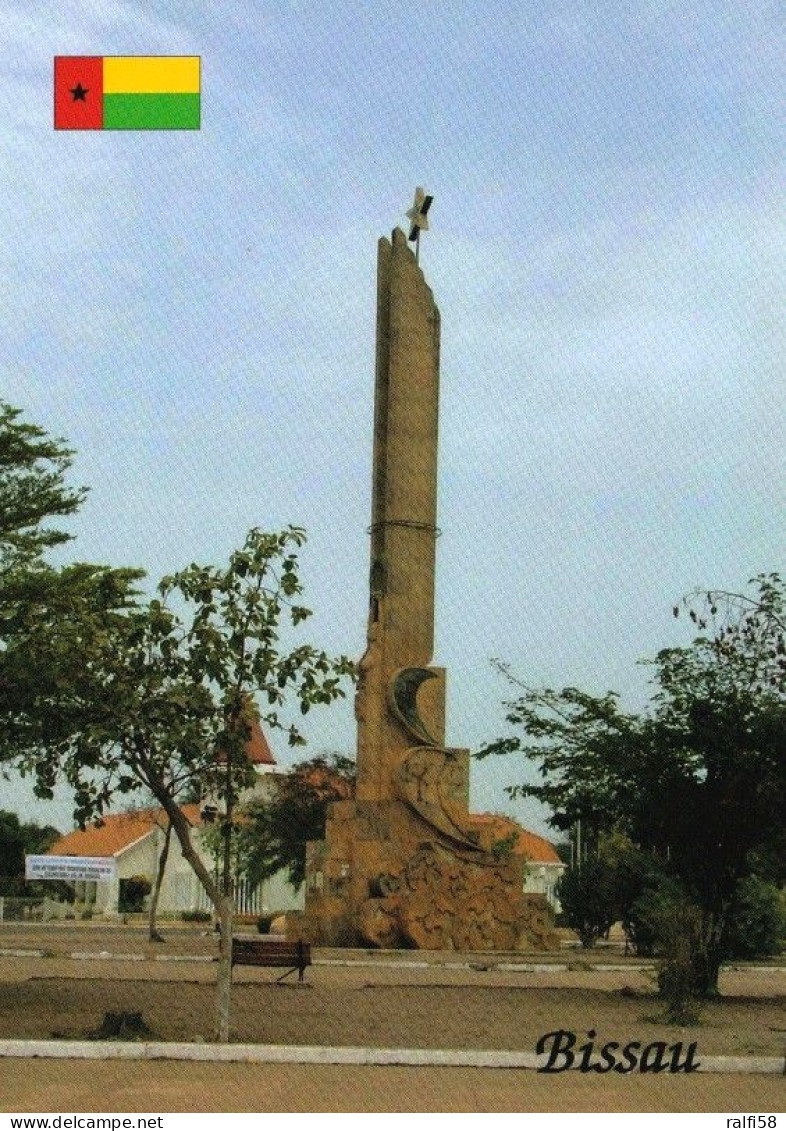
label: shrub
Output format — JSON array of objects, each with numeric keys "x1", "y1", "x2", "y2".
[
  {"x1": 626, "y1": 876, "x2": 686, "y2": 958},
  {"x1": 0, "y1": 895, "x2": 44, "y2": 920},
  {"x1": 118, "y1": 874, "x2": 152, "y2": 913},
  {"x1": 724, "y1": 877, "x2": 785, "y2": 960},
  {"x1": 257, "y1": 911, "x2": 287, "y2": 934},
  {"x1": 180, "y1": 909, "x2": 211, "y2": 923},
  {"x1": 555, "y1": 859, "x2": 616, "y2": 948},
  {"x1": 632, "y1": 887, "x2": 708, "y2": 1022},
  {"x1": 651, "y1": 896, "x2": 705, "y2": 1024}
]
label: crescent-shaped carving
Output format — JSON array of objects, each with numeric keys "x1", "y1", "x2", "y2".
[
  {"x1": 389, "y1": 667, "x2": 438, "y2": 746},
  {"x1": 395, "y1": 745, "x2": 486, "y2": 852}
]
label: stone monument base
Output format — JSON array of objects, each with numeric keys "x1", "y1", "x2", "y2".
[{"x1": 289, "y1": 799, "x2": 559, "y2": 951}]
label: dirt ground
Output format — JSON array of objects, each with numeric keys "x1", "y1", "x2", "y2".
[
  {"x1": 0, "y1": 923, "x2": 784, "y2": 1113},
  {"x1": 0, "y1": 924, "x2": 784, "y2": 1055},
  {"x1": 1, "y1": 971, "x2": 783, "y2": 1056}
]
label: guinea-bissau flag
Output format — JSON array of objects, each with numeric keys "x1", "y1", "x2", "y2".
[{"x1": 54, "y1": 56, "x2": 200, "y2": 130}]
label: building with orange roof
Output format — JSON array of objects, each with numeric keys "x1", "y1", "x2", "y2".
[
  {"x1": 466, "y1": 813, "x2": 566, "y2": 910},
  {"x1": 47, "y1": 725, "x2": 304, "y2": 920},
  {"x1": 51, "y1": 804, "x2": 202, "y2": 860}
]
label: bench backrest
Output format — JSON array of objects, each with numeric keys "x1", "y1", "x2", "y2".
[{"x1": 231, "y1": 938, "x2": 311, "y2": 967}]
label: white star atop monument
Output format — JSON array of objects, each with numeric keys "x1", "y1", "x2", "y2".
[{"x1": 406, "y1": 186, "x2": 433, "y2": 243}]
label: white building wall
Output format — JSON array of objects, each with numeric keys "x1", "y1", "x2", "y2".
[
  {"x1": 91, "y1": 819, "x2": 304, "y2": 919},
  {"x1": 523, "y1": 862, "x2": 566, "y2": 911},
  {"x1": 88, "y1": 770, "x2": 305, "y2": 918},
  {"x1": 92, "y1": 832, "x2": 159, "y2": 916},
  {"x1": 259, "y1": 871, "x2": 304, "y2": 915}
]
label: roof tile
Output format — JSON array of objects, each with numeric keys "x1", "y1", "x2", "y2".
[
  {"x1": 49, "y1": 804, "x2": 202, "y2": 858},
  {"x1": 467, "y1": 813, "x2": 562, "y2": 863}
]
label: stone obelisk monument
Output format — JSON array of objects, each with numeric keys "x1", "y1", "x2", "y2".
[{"x1": 297, "y1": 221, "x2": 555, "y2": 950}]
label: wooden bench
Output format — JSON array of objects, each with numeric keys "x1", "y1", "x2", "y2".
[{"x1": 230, "y1": 937, "x2": 311, "y2": 983}]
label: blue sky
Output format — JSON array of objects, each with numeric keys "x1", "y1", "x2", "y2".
[{"x1": 2, "y1": 0, "x2": 783, "y2": 836}]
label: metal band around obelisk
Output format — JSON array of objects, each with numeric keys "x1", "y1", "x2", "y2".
[{"x1": 368, "y1": 520, "x2": 441, "y2": 535}]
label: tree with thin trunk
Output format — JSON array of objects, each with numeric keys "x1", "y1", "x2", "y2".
[
  {"x1": 148, "y1": 811, "x2": 172, "y2": 943},
  {"x1": 0, "y1": 526, "x2": 354, "y2": 1041}
]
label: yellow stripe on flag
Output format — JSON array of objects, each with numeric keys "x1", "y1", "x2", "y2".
[{"x1": 103, "y1": 57, "x2": 200, "y2": 94}]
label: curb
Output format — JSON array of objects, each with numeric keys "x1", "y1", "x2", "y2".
[
  {"x1": 0, "y1": 949, "x2": 213, "y2": 963},
  {"x1": 2, "y1": 951, "x2": 784, "y2": 976},
  {"x1": 0, "y1": 1040, "x2": 782, "y2": 1074},
  {"x1": 2, "y1": 948, "x2": 784, "y2": 976}
]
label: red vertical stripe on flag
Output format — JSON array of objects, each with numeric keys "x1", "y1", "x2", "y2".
[{"x1": 54, "y1": 57, "x2": 103, "y2": 129}]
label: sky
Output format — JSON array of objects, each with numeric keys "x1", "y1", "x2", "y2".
[{"x1": 1, "y1": 0, "x2": 783, "y2": 838}]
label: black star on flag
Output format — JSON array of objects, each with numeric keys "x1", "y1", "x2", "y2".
[{"x1": 69, "y1": 83, "x2": 89, "y2": 102}]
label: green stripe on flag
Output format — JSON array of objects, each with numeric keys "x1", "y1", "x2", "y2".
[{"x1": 103, "y1": 93, "x2": 200, "y2": 129}]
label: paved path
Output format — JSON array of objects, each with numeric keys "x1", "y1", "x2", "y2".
[{"x1": 2, "y1": 1059, "x2": 785, "y2": 1113}]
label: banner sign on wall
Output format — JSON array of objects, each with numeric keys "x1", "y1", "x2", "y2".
[{"x1": 25, "y1": 855, "x2": 117, "y2": 882}]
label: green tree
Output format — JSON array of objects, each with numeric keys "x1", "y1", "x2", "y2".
[
  {"x1": 0, "y1": 526, "x2": 353, "y2": 1041},
  {"x1": 0, "y1": 810, "x2": 61, "y2": 895},
  {"x1": 551, "y1": 826, "x2": 675, "y2": 956},
  {"x1": 479, "y1": 574, "x2": 786, "y2": 996},
  {"x1": 0, "y1": 404, "x2": 144, "y2": 771},
  {"x1": 239, "y1": 752, "x2": 355, "y2": 890},
  {"x1": 626, "y1": 875, "x2": 691, "y2": 961},
  {"x1": 0, "y1": 401, "x2": 85, "y2": 572},
  {"x1": 555, "y1": 858, "x2": 616, "y2": 948},
  {"x1": 723, "y1": 876, "x2": 785, "y2": 960},
  {"x1": 594, "y1": 828, "x2": 670, "y2": 955}
]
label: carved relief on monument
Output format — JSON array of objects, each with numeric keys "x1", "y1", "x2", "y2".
[
  {"x1": 395, "y1": 745, "x2": 476, "y2": 848},
  {"x1": 359, "y1": 842, "x2": 528, "y2": 951}
]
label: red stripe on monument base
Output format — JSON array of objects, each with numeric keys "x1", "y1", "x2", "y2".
[{"x1": 54, "y1": 57, "x2": 104, "y2": 130}]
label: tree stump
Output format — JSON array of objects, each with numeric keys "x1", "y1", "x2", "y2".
[{"x1": 92, "y1": 1011, "x2": 155, "y2": 1040}]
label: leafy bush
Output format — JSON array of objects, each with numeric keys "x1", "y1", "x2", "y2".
[
  {"x1": 595, "y1": 830, "x2": 668, "y2": 954},
  {"x1": 555, "y1": 859, "x2": 616, "y2": 948},
  {"x1": 631, "y1": 884, "x2": 709, "y2": 1021},
  {"x1": 651, "y1": 896, "x2": 705, "y2": 1024},
  {"x1": 180, "y1": 909, "x2": 211, "y2": 922},
  {"x1": 626, "y1": 876, "x2": 686, "y2": 958},
  {"x1": 257, "y1": 910, "x2": 288, "y2": 934},
  {"x1": 724, "y1": 877, "x2": 785, "y2": 959},
  {"x1": 118, "y1": 874, "x2": 152, "y2": 913},
  {"x1": 0, "y1": 896, "x2": 44, "y2": 920}
]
